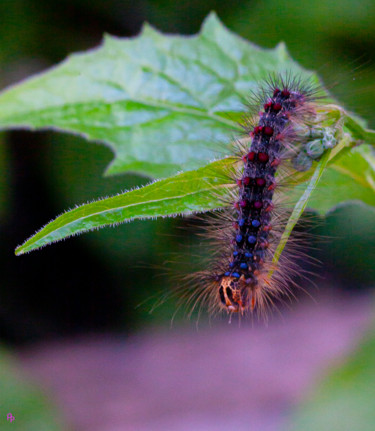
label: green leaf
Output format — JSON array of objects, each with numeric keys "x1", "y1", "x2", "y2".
[
  {"x1": 269, "y1": 149, "x2": 332, "y2": 275},
  {"x1": 5, "y1": 12, "x2": 375, "y2": 254},
  {"x1": 307, "y1": 145, "x2": 375, "y2": 214},
  {"x1": 289, "y1": 323, "x2": 375, "y2": 431},
  {"x1": 16, "y1": 139, "x2": 375, "y2": 255},
  {"x1": 15, "y1": 158, "x2": 235, "y2": 255},
  {"x1": 0, "y1": 12, "x2": 323, "y2": 178}
]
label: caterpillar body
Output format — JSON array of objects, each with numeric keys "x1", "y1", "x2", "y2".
[{"x1": 189, "y1": 75, "x2": 338, "y2": 319}]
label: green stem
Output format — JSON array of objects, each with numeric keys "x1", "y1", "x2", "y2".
[{"x1": 269, "y1": 148, "x2": 332, "y2": 277}]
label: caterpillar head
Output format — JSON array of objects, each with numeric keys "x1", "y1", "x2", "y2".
[{"x1": 218, "y1": 275, "x2": 249, "y2": 313}]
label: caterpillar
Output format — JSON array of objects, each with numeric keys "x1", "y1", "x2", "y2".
[{"x1": 185, "y1": 74, "x2": 340, "y2": 320}]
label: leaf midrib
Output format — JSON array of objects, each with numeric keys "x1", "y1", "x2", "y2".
[
  {"x1": 0, "y1": 96, "x2": 240, "y2": 130},
  {"x1": 17, "y1": 182, "x2": 233, "y2": 253}
]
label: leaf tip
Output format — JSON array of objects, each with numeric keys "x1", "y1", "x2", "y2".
[
  {"x1": 140, "y1": 20, "x2": 160, "y2": 37},
  {"x1": 275, "y1": 41, "x2": 291, "y2": 60},
  {"x1": 204, "y1": 10, "x2": 220, "y2": 22},
  {"x1": 15, "y1": 247, "x2": 24, "y2": 256},
  {"x1": 201, "y1": 11, "x2": 224, "y2": 33}
]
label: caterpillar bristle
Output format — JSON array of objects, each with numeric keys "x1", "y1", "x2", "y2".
[
  {"x1": 142, "y1": 73, "x2": 344, "y2": 324},
  {"x1": 177, "y1": 73, "x2": 336, "y2": 321}
]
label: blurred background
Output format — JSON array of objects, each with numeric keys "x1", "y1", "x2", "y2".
[{"x1": 0, "y1": 0, "x2": 375, "y2": 430}]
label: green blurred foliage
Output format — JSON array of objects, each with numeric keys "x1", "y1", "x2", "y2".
[
  {"x1": 318, "y1": 204, "x2": 375, "y2": 289},
  {"x1": 0, "y1": 346, "x2": 66, "y2": 430},
  {"x1": 226, "y1": 0, "x2": 375, "y2": 128},
  {"x1": 289, "y1": 318, "x2": 375, "y2": 431}
]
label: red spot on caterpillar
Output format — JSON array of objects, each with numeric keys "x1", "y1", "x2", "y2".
[
  {"x1": 272, "y1": 103, "x2": 282, "y2": 112},
  {"x1": 264, "y1": 126, "x2": 274, "y2": 136},
  {"x1": 236, "y1": 179, "x2": 242, "y2": 187},
  {"x1": 247, "y1": 151, "x2": 256, "y2": 161},
  {"x1": 232, "y1": 222, "x2": 239, "y2": 229},
  {"x1": 253, "y1": 201, "x2": 263, "y2": 209},
  {"x1": 264, "y1": 102, "x2": 272, "y2": 111},
  {"x1": 273, "y1": 88, "x2": 280, "y2": 97},
  {"x1": 271, "y1": 158, "x2": 280, "y2": 167},
  {"x1": 254, "y1": 126, "x2": 263, "y2": 134},
  {"x1": 256, "y1": 178, "x2": 266, "y2": 187},
  {"x1": 242, "y1": 176, "x2": 251, "y2": 186},
  {"x1": 258, "y1": 152, "x2": 269, "y2": 163},
  {"x1": 263, "y1": 225, "x2": 272, "y2": 232},
  {"x1": 234, "y1": 202, "x2": 240, "y2": 210},
  {"x1": 239, "y1": 200, "x2": 247, "y2": 208},
  {"x1": 281, "y1": 89, "x2": 290, "y2": 98},
  {"x1": 265, "y1": 203, "x2": 274, "y2": 212}
]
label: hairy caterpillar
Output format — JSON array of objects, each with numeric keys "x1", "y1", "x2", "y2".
[{"x1": 184, "y1": 74, "x2": 341, "y2": 320}]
